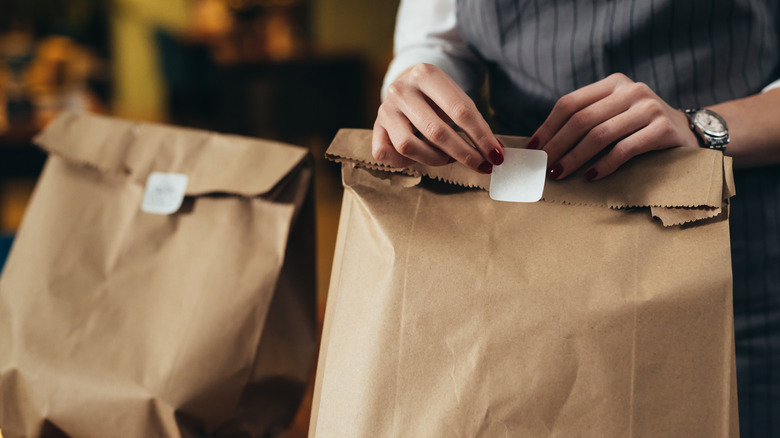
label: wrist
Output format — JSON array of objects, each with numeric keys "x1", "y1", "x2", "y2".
[{"x1": 676, "y1": 109, "x2": 701, "y2": 149}]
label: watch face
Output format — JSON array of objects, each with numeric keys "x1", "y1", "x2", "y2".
[{"x1": 693, "y1": 110, "x2": 727, "y2": 136}]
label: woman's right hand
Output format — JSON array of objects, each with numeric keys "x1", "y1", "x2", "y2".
[{"x1": 372, "y1": 63, "x2": 504, "y2": 173}]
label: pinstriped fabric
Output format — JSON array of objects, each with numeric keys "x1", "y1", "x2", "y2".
[
  {"x1": 457, "y1": 0, "x2": 780, "y2": 136},
  {"x1": 731, "y1": 165, "x2": 780, "y2": 438},
  {"x1": 456, "y1": 1, "x2": 780, "y2": 436}
]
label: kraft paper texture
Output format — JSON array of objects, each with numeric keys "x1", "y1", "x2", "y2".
[
  {"x1": 0, "y1": 112, "x2": 317, "y2": 437},
  {"x1": 311, "y1": 129, "x2": 738, "y2": 437}
]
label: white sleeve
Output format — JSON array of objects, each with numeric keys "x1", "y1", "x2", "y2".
[
  {"x1": 381, "y1": 0, "x2": 485, "y2": 101},
  {"x1": 762, "y1": 79, "x2": 780, "y2": 93}
]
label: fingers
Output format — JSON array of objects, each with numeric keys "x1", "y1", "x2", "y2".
[
  {"x1": 587, "y1": 112, "x2": 696, "y2": 180},
  {"x1": 541, "y1": 90, "x2": 633, "y2": 165},
  {"x1": 531, "y1": 73, "x2": 631, "y2": 150},
  {"x1": 372, "y1": 124, "x2": 417, "y2": 169},
  {"x1": 393, "y1": 83, "x2": 490, "y2": 169},
  {"x1": 533, "y1": 73, "x2": 696, "y2": 181},
  {"x1": 550, "y1": 103, "x2": 650, "y2": 179},
  {"x1": 412, "y1": 65, "x2": 503, "y2": 165},
  {"x1": 585, "y1": 120, "x2": 675, "y2": 181},
  {"x1": 372, "y1": 63, "x2": 502, "y2": 173},
  {"x1": 374, "y1": 92, "x2": 454, "y2": 167}
]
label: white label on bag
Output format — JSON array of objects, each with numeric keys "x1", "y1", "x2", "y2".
[
  {"x1": 489, "y1": 148, "x2": 548, "y2": 203},
  {"x1": 141, "y1": 172, "x2": 189, "y2": 215}
]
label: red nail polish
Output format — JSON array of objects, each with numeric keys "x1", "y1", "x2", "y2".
[
  {"x1": 548, "y1": 162, "x2": 563, "y2": 179},
  {"x1": 478, "y1": 161, "x2": 493, "y2": 174},
  {"x1": 489, "y1": 148, "x2": 504, "y2": 165},
  {"x1": 496, "y1": 138, "x2": 505, "y2": 148},
  {"x1": 585, "y1": 168, "x2": 598, "y2": 181},
  {"x1": 527, "y1": 137, "x2": 540, "y2": 150}
]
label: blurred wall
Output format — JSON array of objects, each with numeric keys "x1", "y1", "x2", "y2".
[
  {"x1": 311, "y1": 0, "x2": 400, "y2": 124},
  {"x1": 312, "y1": 0, "x2": 399, "y2": 66},
  {"x1": 110, "y1": 0, "x2": 189, "y2": 120},
  {"x1": 110, "y1": 0, "x2": 400, "y2": 121}
]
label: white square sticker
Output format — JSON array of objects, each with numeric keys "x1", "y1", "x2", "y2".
[
  {"x1": 489, "y1": 148, "x2": 548, "y2": 203},
  {"x1": 141, "y1": 172, "x2": 189, "y2": 215}
]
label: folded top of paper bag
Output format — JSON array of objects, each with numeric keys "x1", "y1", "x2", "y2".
[
  {"x1": 34, "y1": 111, "x2": 310, "y2": 198},
  {"x1": 325, "y1": 129, "x2": 735, "y2": 227}
]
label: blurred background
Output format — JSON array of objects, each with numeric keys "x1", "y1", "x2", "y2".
[{"x1": 0, "y1": 0, "x2": 400, "y2": 436}]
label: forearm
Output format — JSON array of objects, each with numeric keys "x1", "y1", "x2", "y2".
[
  {"x1": 382, "y1": 0, "x2": 484, "y2": 101},
  {"x1": 709, "y1": 88, "x2": 780, "y2": 169}
]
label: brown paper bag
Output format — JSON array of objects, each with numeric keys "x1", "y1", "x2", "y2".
[
  {"x1": 310, "y1": 129, "x2": 739, "y2": 437},
  {"x1": 0, "y1": 112, "x2": 317, "y2": 437}
]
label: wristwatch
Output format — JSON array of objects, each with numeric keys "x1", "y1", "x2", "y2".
[{"x1": 682, "y1": 108, "x2": 730, "y2": 151}]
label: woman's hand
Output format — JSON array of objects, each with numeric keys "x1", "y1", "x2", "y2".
[
  {"x1": 373, "y1": 63, "x2": 504, "y2": 173},
  {"x1": 530, "y1": 73, "x2": 699, "y2": 181}
]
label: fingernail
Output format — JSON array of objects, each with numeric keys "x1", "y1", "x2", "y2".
[
  {"x1": 478, "y1": 161, "x2": 493, "y2": 174},
  {"x1": 496, "y1": 138, "x2": 505, "y2": 148},
  {"x1": 527, "y1": 137, "x2": 540, "y2": 150},
  {"x1": 585, "y1": 168, "x2": 598, "y2": 181},
  {"x1": 548, "y1": 162, "x2": 563, "y2": 179},
  {"x1": 489, "y1": 148, "x2": 504, "y2": 165}
]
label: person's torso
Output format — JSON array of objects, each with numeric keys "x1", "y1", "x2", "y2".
[{"x1": 457, "y1": 0, "x2": 780, "y2": 135}]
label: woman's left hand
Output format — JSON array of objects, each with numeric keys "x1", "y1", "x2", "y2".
[{"x1": 530, "y1": 73, "x2": 699, "y2": 181}]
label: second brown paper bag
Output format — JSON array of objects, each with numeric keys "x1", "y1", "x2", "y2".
[
  {"x1": 0, "y1": 112, "x2": 317, "y2": 437},
  {"x1": 310, "y1": 129, "x2": 738, "y2": 437}
]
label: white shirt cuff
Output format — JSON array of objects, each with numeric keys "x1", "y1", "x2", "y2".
[
  {"x1": 762, "y1": 79, "x2": 780, "y2": 93},
  {"x1": 381, "y1": 0, "x2": 483, "y2": 101}
]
